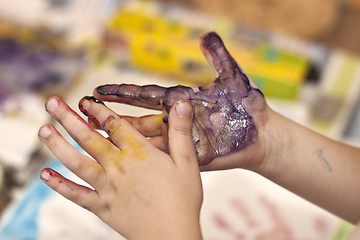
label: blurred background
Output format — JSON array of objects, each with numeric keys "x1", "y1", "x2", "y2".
[{"x1": 0, "y1": 0, "x2": 359, "y2": 239}]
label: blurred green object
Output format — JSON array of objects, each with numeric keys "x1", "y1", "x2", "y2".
[
  {"x1": 101, "y1": 0, "x2": 310, "y2": 100},
  {"x1": 333, "y1": 220, "x2": 354, "y2": 240}
]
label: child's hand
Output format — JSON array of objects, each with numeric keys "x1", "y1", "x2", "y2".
[
  {"x1": 38, "y1": 96, "x2": 203, "y2": 239},
  {"x1": 90, "y1": 32, "x2": 271, "y2": 173}
]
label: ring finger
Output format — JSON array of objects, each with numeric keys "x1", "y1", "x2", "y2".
[
  {"x1": 38, "y1": 123, "x2": 105, "y2": 189},
  {"x1": 45, "y1": 96, "x2": 120, "y2": 168}
]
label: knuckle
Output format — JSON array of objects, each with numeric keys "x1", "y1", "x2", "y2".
[
  {"x1": 71, "y1": 157, "x2": 85, "y2": 171},
  {"x1": 78, "y1": 132, "x2": 94, "y2": 145},
  {"x1": 69, "y1": 191, "x2": 81, "y2": 203},
  {"x1": 100, "y1": 202, "x2": 112, "y2": 217},
  {"x1": 104, "y1": 116, "x2": 126, "y2": 136},
  {"x1": 140, "y1": 85, "x2": 166, "y2": 106}
]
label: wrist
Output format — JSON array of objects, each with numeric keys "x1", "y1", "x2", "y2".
[
  {"x1": 131, "y1": 212, "x2": 202, "y2": 240},
  {"x1": 254, "y1": 109, "x2": 290, "y2": 178}
]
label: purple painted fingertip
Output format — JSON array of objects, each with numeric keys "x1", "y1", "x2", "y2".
[{"x1": 96, "y1": 85, "x2": 117, "y2": 95}]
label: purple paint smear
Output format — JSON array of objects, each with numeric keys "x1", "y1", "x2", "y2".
[
  {"x1": 95, "y1": 32, "x2": 265, "y2": 165},
  {"x1": 0, "y1": 37, "x2": 84, "y2": 107}
]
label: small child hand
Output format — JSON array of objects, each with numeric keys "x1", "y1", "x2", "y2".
[
  {"x1": 91, "y1": 32, "x2": 269, "y2": 172},
  {"x1": 38, "y1": 96, "x2": 203, "y2": 239}
]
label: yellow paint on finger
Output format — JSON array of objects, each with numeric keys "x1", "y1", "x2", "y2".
[
  {"x1": 122, "y1": 129, "x2": 147, "y2": 160},
  {"x1": 109, "y1": 119, "x2": 125, "y2": 131},
  {"x1": 85, "y1": 132, "x2": 126, "y2": 172},
  {"x1": 88, "y1": 131, "x2": 147, "y2": 161},
  {"x1": 155, "y1": 115, "x2": 164, "y2": 125},
  {"x1": 80, "y1": 130, "x2": 148, "y2": 178},
  {"x1": 107, "y1": 118, "x2": 148, "y2": 160},
  {"x1": 86, "y1": 133, "x2": 115, "y2": 154}
]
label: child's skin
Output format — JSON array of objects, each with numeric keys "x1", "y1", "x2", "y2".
[
  {"x1": 38, "y1": 96, "x2": 203, "y2": 239},
  {"x1": 39, "y1": 31, "x2": 360, "y2": 238},
  {"x1": 40, "y1": 94, "x2": 360, "y2": 239},
  {"x1": 91, "y1": 32, "x2": 360, "y2": 224}
]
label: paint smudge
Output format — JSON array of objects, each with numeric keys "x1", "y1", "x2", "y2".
[
  {"x1": 313, "y1": 216, "x2": 330, "y2": 239},
  {"x1": 213, "y1": 195, "x2": 296, "y2": 240},
  {"x1": 105, "y1": 117, "x2": 147, "y2": 160},
  {"x1": 316, "y1": 149, "x2": 332, "y2": 172},
  {"x1": 255, "y1": 195, "x2": 294, "y2": 240},
  {"x1": 82, "y1": 206, "x2": 92, "y2": 212},
  {"x1": 231, "y1": 198, "x2": 258, "y2": 228},
  {"x1": 94, "y1": 32, "x2": 266, "y2": 166},
  {"x1": 213, "y1": 212, "x2": 245, "y2": 239},
  {"x1": 79, "y1": 96, "x2": 105, "y2": 126}
]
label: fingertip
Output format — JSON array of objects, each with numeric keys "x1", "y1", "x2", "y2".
[
  {"x1": 168, "y1": 100, "x2": 194, "y2": 138},
  {"x1": 168, "y1": 101, "x2": 197, "y2": 164},
  {"x1": 40, "y1": 168, "x2": 51, "y2": 182},
  {"x1": 172, "y1": 100, "x2": 193, "y2": 119},
  {"x1": 168, "y1": 100, "x2": 193, "y2": 136},
  {"x1": 93, "y1": 86, "x2": 110, "y2": 101},
  {"x1": 79, "y1": 96, "x2": 104, "y2": 110},
  {"x1": 94, "y1": 84, "x2": 116, "y2": 96},
  {"x1": 93, "y1": 87, "x2": 101, "y2": 99},
  {"x1": 38, "y1": 124, "x2": 53, "y2": 140},
  {"x1": 45, "y1": 96, "x2": 60, "y2": 113}
]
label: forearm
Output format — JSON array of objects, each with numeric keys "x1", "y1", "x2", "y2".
[{"x1": 259, "y1": 109, "x2": 360, "y2": 223}]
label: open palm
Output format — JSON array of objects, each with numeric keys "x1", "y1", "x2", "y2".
[{"x1": 90, "y1": 32, "x2": 268, "y2": 169}]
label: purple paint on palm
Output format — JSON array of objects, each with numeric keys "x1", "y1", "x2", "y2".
[{"x1": 95, "y1": 32, "x2": 265, "y2": 165}]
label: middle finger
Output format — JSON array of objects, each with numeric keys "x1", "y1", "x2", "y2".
[{"x1": 87, "y1": 111, "x2": 165, "y2": 138}]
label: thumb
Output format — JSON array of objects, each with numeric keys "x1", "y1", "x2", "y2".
[{"x1": 168, "y1": 101, "x2": 198, "y2": 165}]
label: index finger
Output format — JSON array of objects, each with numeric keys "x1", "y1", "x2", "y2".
[{"x1": 93, "y1": 84, "x2": 166, "y2": 111}]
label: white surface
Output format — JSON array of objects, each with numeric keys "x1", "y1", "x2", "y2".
[
  {"x1": 201, "y1": 169, "x2": 341, "y2": 239},
  {"x1": 0, "y1": 94, "x2": 48, "y2": 168}
]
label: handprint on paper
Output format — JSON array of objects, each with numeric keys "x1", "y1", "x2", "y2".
[
  {"x1": 212, "y1": 195, "x2": 294, "y2": 240},
  {"x1": 212, "y1": 194, "x2": 332, "y2": 240}
]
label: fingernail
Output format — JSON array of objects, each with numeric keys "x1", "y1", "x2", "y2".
[
  {"x1": 96, "y1": 85, "x2": 114, "y2": 95},
  {"x1": 83, "y1": 96, "x2": 104, "y2": 105},
  {"x1": 81, "y1": 99, "x2": 91, "y2": 111},
  {"x1": 96, "y1": 86, "x2": 106, "y2": 95},
  {"x1": 175, "y1": 101, "x2": 192, "y2": 117},
  {"x1": 46, "y1": 97, "x2": 59, "y2": 112},
  {"x1": 40, "y1": 169, "x2": 50, "y2": 182},
  {"x1": 38, "y1": 125, "x2": 52, "y2": 139}
]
